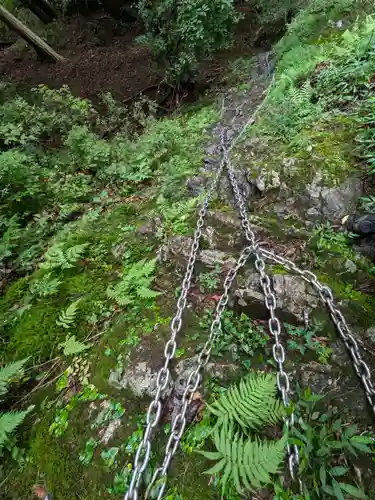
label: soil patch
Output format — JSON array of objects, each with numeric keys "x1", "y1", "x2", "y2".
[
  {"x1": 0, "y1": 13, "x2": 161, "y2": 102},
  {"x1": 0, "y1": 10, "x2": 276, "y2": 106}
]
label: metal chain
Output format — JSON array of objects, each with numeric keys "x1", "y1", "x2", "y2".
[
  {"x1": 222, "y1": 141, "x2": 300, "y2": 483},
  {"x1": 145, "y1": 245, "x2": 255, "y2": 500},
  {"x1": 258, "y1": 248, "x2": 375, "y2": 418},
  {"x1": 126, "y1": 94, "x2": 375, "y2": 499},
  {"x1": 125, "y1": 122, "x2": 231, "y2": 500}
]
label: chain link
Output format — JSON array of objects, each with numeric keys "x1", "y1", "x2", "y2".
[
  {"x1": 145, "y1": 245, "x2": 254, "y2": 499},
  {"x1": 259, "y1": 248, "x2": 375, "y2": 418},
  {"x1": 222, "y1": 139, "x2": 300, "y2": 483},
  {"x1": 125, "y1": 96, "x2": 375, "y2": 499},
  {"x1": 124, "y1": 143, "x2": 227, "y2": 500}
]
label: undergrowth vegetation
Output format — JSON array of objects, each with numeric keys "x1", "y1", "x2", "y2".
[{"x1": 1, "y1": 0, "x2": 375, "y2": 499}]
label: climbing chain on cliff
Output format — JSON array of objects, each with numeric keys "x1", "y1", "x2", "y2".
[{"x1": 125, "y1": 100, "x2": 375, "y2": 500}]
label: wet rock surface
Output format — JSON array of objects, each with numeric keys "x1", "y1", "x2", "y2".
[{"x1": 235, "y1": 272, "x2": 319, "y2": 323}]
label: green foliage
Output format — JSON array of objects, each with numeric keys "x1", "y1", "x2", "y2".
[
  {"x1": 29, "y1": 273, "x2": 62, "y2": 298},
  {"x1": 0, "y1": 358, "x2": 32, "y2": 452},
  {"x1": 207, "y1": 372, "x2": 285, "y2": 430},
  {"x1": 200, "y1": 372, "x2": 286, "y2": 495},
  {"x1": 40, "y1": 242, "x2": 88, "y2": 270},
  {"x1": 0, "y1": 358, "x2": 29, "y2": 396},
  {"x1": 198, "y1": 265, "x2": 221, "y2": 293},
  {"x1": 357, "y1": 95, "x2": 375, "y2": 175},
  {"x1": 56, "y1": 299, "x2": 81, "y2": 329},
  {"x1": 199, "y1": 310, "x2": 269, "y2": 362},
  {"x1": 107, "y1": 258, "x2": 160, "y2": 306},
  {"x1": 285, "y1": 322, "x2": 333, "y2": 364},
  {"x1": 137, "y1": 0, "x2": 240, "y2": 82},
  {"x1": 59, "y1": 334, "x2": 91, "y2": 355},
  {"x1": 290, "y1": 387, "x2": 372, "y2": 498},
  {"x1": 155, "y1": 195, "x2": 198, "y2": 239}
]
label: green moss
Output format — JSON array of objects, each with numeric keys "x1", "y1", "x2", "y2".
[
  {"x1": 289, "y1": 114, "x2": 358, "y2": 186},
  {"x1": 168, "y1": 453, "x2": 215, "y2": 498},
  {"x1": 0, "y1": 275, "x2": 29, "y2": 313},
  {"x1": 5, "y1": 269, "x2": 109, "y2": 361}
]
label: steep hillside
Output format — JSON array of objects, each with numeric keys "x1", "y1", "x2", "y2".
[{"x1": 1, "y1": 1, "x2": 375, "y2": 499}]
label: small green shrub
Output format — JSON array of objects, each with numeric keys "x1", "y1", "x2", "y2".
[{"x1": 137, "y1": 0, "x2": 240, "y2": 83}]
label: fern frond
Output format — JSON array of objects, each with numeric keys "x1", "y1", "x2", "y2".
[
  {"x1": 58, "y1": 335, "x2": 91, "y2": 356},
  {"x1": 40, "y1": 243, "x2": 66, "y2": 270},
  {"x1": 0, "y1": 408, "x2": 33, "y2": 446},
  {"x1": 106, "y1": 258, "x2": 159, "y2": 306},
  {"x1": 199, "y1": 421, "x2": 287, "y2": 494},
  {"x1": 136, "y1": 287, "x2": 160, "y2": 299},
  {"x1": 65, "y1": 243, "x2": 88, "y2": 267},
  {"x1": 0, "y1": 358, "x2": 29, "y2": 396},
  {"x1": 56, "y1": 300, "x2": 81, "y2": 329},
  {"x1": 207, "y1": 373, "x2": 285, "y2": 431}
]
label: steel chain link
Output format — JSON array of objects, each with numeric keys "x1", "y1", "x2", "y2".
[
  {"x1": 259, "y1": 249, "x2": 375, "y2": 418},
  {"x1": 124, "y1": 144, "x2": 227, "y2": 500},
  {"x1": 145, "y1": 245, "x2": 254, "y2": 499},
  {"x1": 126, "y1": 97, "x2": 375, "y2": 499},
  {"x1": 222, "y1": 142, "x2": 300, "y2": 483}
]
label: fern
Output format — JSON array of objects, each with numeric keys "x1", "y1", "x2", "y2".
[
  {"x1": 0, "y1": 408, "x2": 33, "y2": 447},
  {"x1": 58, "y1": 335, "x2": 91, "y2": 356},
  {"x1": 201, "y1": 372, "x2": 287, "y2": 495},
  {"x1": 0, "y1": 359, "x2": 33, "y2": 450},
  {"x1": 0, "y1": 358, "x2": 29, "y2": 397},
  {"x1": 56, "y1": 299, "x2": 81, "y2": 329},
  {"x1": 207, "y1": 373, "x2": 285, "y2": 430},
  {"x1": 106, "y1": 258, "x2": 160, "y2": 306},
  {"x1": 199, "y1": 422, "x2": 287, "y2": 495},
  {"x1": 40, "y1": 243, "x2": 88, "y2": 270}
]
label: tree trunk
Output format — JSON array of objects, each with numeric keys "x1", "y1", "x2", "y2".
[
  {"x1": 0, "y1": 5, "x2": 65, "y2": 62},
  {"x1": 20, "y1": 0, "x2": 57, "y2": 24}
]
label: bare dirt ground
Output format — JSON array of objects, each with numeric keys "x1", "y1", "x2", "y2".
[
  {"x1": 0, "y1": 13, "x2": 161, "y2": 102},
  {"x1": 0, "y1": 10, "x2": 276, "y2": 106}
]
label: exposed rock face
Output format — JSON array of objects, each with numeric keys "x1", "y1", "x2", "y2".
[
  {"x1": 301, "y1": 172, "x2": 362, "y2": 225},
  {"x1": 236, "y1": 272, "x2": 319, "y2": 323},
  {"x1": 109, "y1": 353, "x2": 239, "y2": 400},
  {"x1": 157, "y1": 235, "x2": 236, "y2": 268}
]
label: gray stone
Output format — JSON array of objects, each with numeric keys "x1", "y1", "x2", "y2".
[
  {"x1": 175, "y1": 355, "x2": 239, "y2": 382},
  {"x1": 301, "y1": 172, "x2": 362, "y2": 224},
  {"x1": 108, "y1": 361, "x2": 161, "y2": 398},
  {"x1": 199, "y1": 249, "x2": 236, "y2": 268},
  {"x1": 157, "y1": 235, "x2": 192, "y2": 263},
  {"x1": 253, "y1": 168, "x2": 281, "y2": 193},
  {"x1": 236, "y1": 272, "x2": 319, "y2": 322},
  {"x1": 344, "y1": 259, "x2": 357, "y2": 274},
  {"x1": 365, "y1": 326, "x2": 375, "y2": 345},
  {"x1": 297, "y1": 341, "x2": 370, "y2": 423},
  {"x1": 137, "y1": 217, "x2": 162, "y2": 236},
  {"x1": 201, "y1": 226, "x2": 218, "y2": 249}
]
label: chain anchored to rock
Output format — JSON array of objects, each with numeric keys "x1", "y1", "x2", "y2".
[{"x1": 125, "y1": 97, "x2": 375, "y2": 500}]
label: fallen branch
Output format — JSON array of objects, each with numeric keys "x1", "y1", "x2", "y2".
[{"x1": 0, "y1": 5, "x2": 65, "y2": 62}]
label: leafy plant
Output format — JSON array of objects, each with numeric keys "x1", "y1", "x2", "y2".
[
  {"x1": 199, "y1": 310, "x2": 269, "y2": 362},
  {"x1": 79, "y1": 437, "x2": 98, "y2": 466},
  {"x1": 40, "y1": 242, "x2": 88, "y2": 271},
  {"x1": 198, "y1": 265, "x2": 221, "y2": 293},
  {"x1": 137, "y1": 0, "x2": 240, "y2": 83},
  {"x1": 56, "y1": 299, "x2": 81, "y2": 329},
  {"x1": 155, "y1": 195, "x2": 198, "y2": 239},
  {"x1": 58, "y1": 334, "x2": 91, "y2": 356},
  {"x1": 199, "y1": 373, "x2": 286, "y2": 495},
  {"x1": 0, "y1": 358, "x2": 33, "y2": 453},
  {"x1": 106, "y1": 258, "x2": 160, "y2": 306},
  {"x1": 285, "y1": 322, "x2": 333, "y2": 364},
  {"x1": 291, "y1": 387, "x2": 373, "y2": 499}
]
